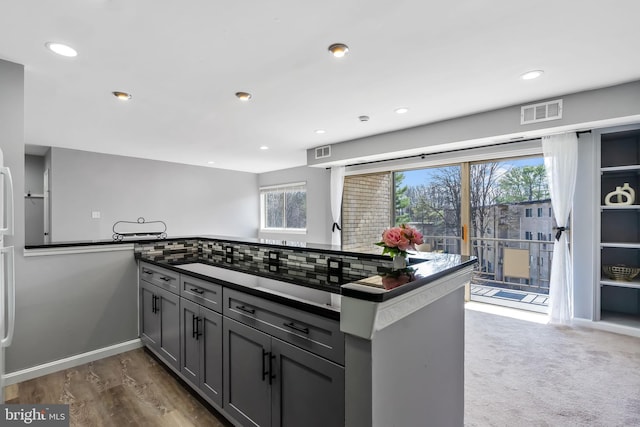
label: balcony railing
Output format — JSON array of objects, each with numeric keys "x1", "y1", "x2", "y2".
[
  {"x1": 418, "y1": 235, "x2": 552, "y2": 295},
  {"x1": 471, "y1": 236, "x2": 552, "y2": 295}
]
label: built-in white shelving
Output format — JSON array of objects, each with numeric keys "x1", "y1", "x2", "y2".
[{"x1": 598, "y1": 129, "x2": 640, "y2": 329}]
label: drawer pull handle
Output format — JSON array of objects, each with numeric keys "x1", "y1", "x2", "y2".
[
  {"x1": 269, "y1": 353, "x2": 276, "y2": 385},
  {"x1": 283, "y1": 322, "x2": 309, "y2": 334},
  {"x1": 143, "y1": 269, "x2": 152, "y2": 274},
  {"x1": 192, "y1": 314, "x2": 197, "y2": 338},
  {"x1": 262, "y1": 349, "x2": 269, "y2": 381},
  {"x1": 189, "y1": 287, "x2": 205, "y2": 294},
  {"x1": 160, "y1": 276, "x2": 172, "y2": 282},
  {"x1": 235, "y1": 305, "x2": 255, "y2": 315},
  {"x1": 192, "y1": 315, "x2": 202, "y2": 340}
]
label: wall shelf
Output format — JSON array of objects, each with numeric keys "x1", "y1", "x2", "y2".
[
  {"x1": 601, "y1": 165, "x2": 640, "y2": 173},
  {"x1": 600, "y1": 279, "x2": 640, "y2": 290},
  {"x1": 600, "y1": 242, "x2": 640, "y2": 249},
  {"x1": 600, "y1": 205, "x2": 640, "y2": 210}
]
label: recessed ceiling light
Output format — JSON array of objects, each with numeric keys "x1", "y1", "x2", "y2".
[
  {"x1": 395, "y1": 107, "x2": 409, "y2": 114},
  {"x1": 260, "y1": 146, "x2": 269, "y2": 150},
  {"x1": 112, "y1": 91, "x2": 132, "y2": 100},
  {"x1": 45, "y1": 42, "x2": 78, "y2": 57},
  {"x1": 314, "y1": 129, "x2": 326, "y2": 134},
  {"x1": 235, "y1": 92, "x2": 252, "y2": 101},
  {"x1": 358, "y1": 115, "x2": 370, "y2": 122},
  {"x1": 207, "y1": 161, "x2": 215, "y2": 165},
  {"x1": 328, "y1": 43, "x2": 349, "y2": 58},
  {"x1": 521, "y1": 70, "x2": 544, "y2": 80}
]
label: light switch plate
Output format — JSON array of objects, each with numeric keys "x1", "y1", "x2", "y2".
[{"x1": 91, "y1": 211, "x2": 101, "y2": 219}]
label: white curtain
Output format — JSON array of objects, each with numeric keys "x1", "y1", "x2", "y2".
[
  {"x1": 542, "y1": 132, "x2": 578, "y2": 325},
  {"x1": 330, "y1": 166, "x2": 346, "y2": 246}
]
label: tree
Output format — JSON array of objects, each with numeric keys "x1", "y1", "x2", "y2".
[
  {"x1": 496, "y1": 165, "x2": 549, "y2": 203},
  {"x1": 470, "y1": 162, "x2": 502, "y2": 239},
  {"x1": 394, "y1": 172, "x2": 411, "y2": 225}
]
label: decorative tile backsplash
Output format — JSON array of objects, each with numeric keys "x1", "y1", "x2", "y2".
[{"x1": 134, "y1": 238, "x2": 393, "y2": 280}]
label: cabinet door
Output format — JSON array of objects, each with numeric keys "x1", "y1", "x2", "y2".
[
  {"x1": 157, "y1": 287, "x2": 180, "y2": 370},
  {"x1": 200, "y1": 306, "x2": 223, "y2": 406},
  {"x1": 224, "y1": 318, "x2": 271, "y2": 427},
  {"x1": 180, "y1": 298, "x2": 200, "y2": 386},
  {"x1": 271, "y1": 338, "x2": 345, "y2": 427},
  {"x1": 140, "y1": 281, "x2": 159, "y2": 348}
]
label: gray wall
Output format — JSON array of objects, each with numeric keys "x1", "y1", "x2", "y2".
[
  {"x1": 9, "y1": 250, "x2": 138, "y2": 371},
  {"x1": 308, "y1": 80, "x2": 640, "y2": 167},
  {"x1": 25, "y1": 155, "x2": 44, "y2": 245},
  {"x1": 258, "y1": 165, "x2": 331, "y2": 245},
  {"x1": 573, "y1": 133, "x2": 597, "y2": 320},
  {"x1": 49, "y1": 147, "x2": 259, "y2": 241}
]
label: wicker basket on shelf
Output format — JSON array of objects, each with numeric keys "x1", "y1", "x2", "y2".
[{"x1": 602, "y1": 264, "x2": 640, "y2": 281}]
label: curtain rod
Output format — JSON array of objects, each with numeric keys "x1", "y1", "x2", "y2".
[{"x1": 325, "y1": 130, "x2": 592, "y2": 169}]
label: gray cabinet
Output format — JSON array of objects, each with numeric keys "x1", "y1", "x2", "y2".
[
  {"x1": 180, "y1": 297, "x2": 223, "y2": 406},
  {"x1": 139, "y1": 280, "x2": 180, "y2": 370},
  {"x1": 224, "y1": 318, "x2": 272, "y2": 427},
  {"x1": 271, "y1": 338, "x2": 345, "y2": 427},
  {"x1": 223, "y1": 318, "x2": 345, "y2": 427},
  {"x1": 140, "y1": 262, "x2": 180, "y2": 293}
]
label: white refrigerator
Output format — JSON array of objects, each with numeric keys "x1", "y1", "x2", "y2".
[{"x1": 0, "y1": 147, "x2": 16, "y2": 403}]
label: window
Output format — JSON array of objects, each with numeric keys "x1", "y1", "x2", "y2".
[
  {"x1": 525, "y1": 208, "x2": 532, "y2": 217},
  {"x1": 260, "y1": 182, "x2": 307, "y2": 232},
  {"x1": 537, "y1": 232, "x2": 544, "y2": 240},
  {"x1": 537, "y1": 207, "x2": 543, "y2": 217},
  {"x1": 549, "y1": 207, "x2": 552, "y2": 217},
  {"x1": 525, "y1": 231, "x2": 532, "y2": 240}
]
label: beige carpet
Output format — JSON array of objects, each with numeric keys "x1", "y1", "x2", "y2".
[{"x1": 465, "y1": 306, "x2": 640, "y2": 427}]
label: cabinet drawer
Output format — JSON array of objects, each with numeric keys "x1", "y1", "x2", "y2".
[
  {"x1": 140, "y1": 262, "x2": 180, "y2": 294},
  {"x1": 223, "y1": 288, "x2": 344, "y2": 365},
  {"x1": 180, "y1": 274, "x2": 222, "y2": 313}
]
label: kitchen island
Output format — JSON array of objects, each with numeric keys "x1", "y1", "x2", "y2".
[{"x1": 134, "y1": 236, "x2": 476, "y2": 427}]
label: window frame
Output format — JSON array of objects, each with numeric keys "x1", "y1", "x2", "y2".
[{"x1": 259, "y1": 182, "x2": 307, "y2": 234}]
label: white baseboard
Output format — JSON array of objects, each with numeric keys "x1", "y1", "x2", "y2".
[
  {"x1": 571, "y1": 318, "x2": 640, "y2": 338},
  {"x1": 3, "y1": 339, "x2": 142, "y2": 386}
]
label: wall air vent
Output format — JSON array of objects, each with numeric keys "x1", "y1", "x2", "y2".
[
  {"x1": 315, "y1": 145, "x2": 331, "y2": 159},
  {"x1": 520, "y1": 99, "x2": 563, "y2": 125}
]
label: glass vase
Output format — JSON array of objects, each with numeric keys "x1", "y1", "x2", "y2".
[{"x1": 393, "y1": 254, "x2": 407, "y2": 270}]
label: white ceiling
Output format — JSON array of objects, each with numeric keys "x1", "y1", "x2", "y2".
[{"x1": 2, "y1": 1, "x2": 640, "y2": 173}]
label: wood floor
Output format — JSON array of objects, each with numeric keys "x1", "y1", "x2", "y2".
[{"x1": 4, "y1": 348, "x2": 233, "y2": 427}]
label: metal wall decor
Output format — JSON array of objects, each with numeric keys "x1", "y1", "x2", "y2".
[{"x1": 112, "y1": 217, "x2": 167, "y2": 241}]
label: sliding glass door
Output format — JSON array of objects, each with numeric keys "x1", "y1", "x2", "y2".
[{"x1": 469, "y1": 157, "x2": 552, "y2": 312}]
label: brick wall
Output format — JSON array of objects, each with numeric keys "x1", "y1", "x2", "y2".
[{"x1": 342, "y1": 172, "x2": 392, "y2": 254}]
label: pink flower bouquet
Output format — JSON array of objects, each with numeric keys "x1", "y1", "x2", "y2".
[{"x1": 375, "y1": 224, "x2": 424, "y2": 258}]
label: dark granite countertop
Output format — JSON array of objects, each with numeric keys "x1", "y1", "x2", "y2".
[
  {"x1": 138, "y1": 256, "x2": 350, "y2": 320},
  {"x1": 138, "y1": 251, "x2": 477, "y2": 317},
  {"x1": 341, "y1": 253, "x2": 477, "y2": 302}
]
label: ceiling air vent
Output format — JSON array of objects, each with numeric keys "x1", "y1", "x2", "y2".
[
  {"x1": 520, "y1": 99, "x2": 563, "y2": 125},
  {"x1": 315, "y1": 145, "x2": 331, "y2": 159}
]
